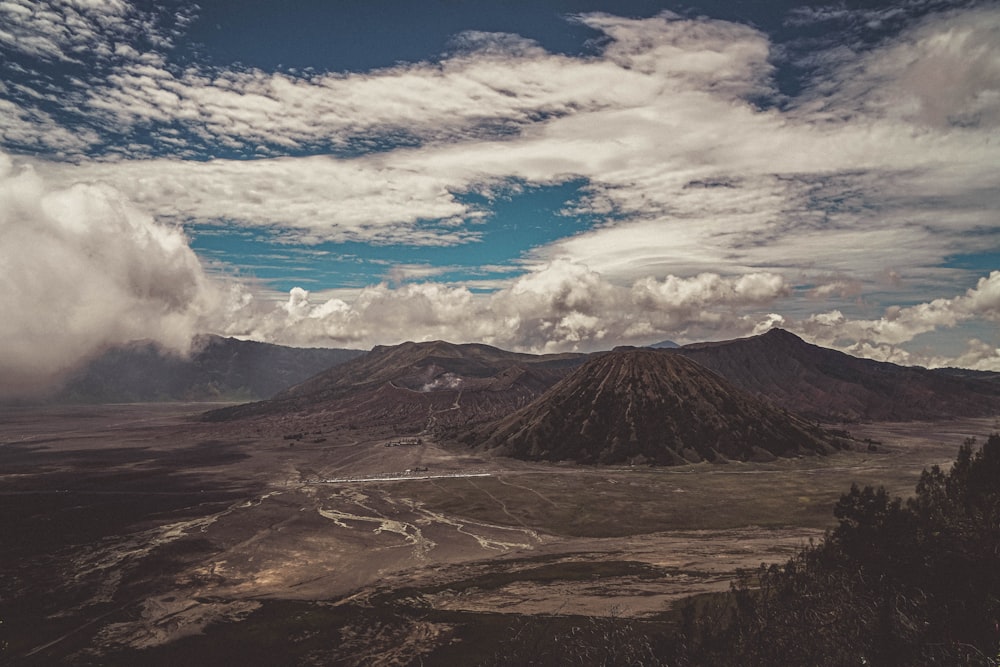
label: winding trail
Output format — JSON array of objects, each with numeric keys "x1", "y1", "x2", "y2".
[
  {"x1": 314, "y1": 486, "x2": 542, "y2": 556},
  {"x1": 317, "y1": 506, "x2": 436, "y2": 559}
]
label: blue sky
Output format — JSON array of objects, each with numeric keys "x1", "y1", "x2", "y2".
[
  {"x1": 188, "y1": 178, "x2": 603, "y2": 290},
  {"x1": 1, "y1": 0, "x2": 999, "y2": 394}
]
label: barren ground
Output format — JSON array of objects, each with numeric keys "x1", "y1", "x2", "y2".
[{"x1": 1, "y1": 404, "x2": 996, "y2": 665}]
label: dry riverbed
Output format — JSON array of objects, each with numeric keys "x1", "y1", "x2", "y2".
[{"x1": 1, "y1": 404, "x2": 995, "y2": 664}]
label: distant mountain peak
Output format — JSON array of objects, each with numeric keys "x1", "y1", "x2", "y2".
[
  {"x1": 758, "y1": 327, "x2": 801, "y2": 341},
  {"x1": 677, "y1": 329, "x2": 1000, "y2": 421},
  {"x1": 757, "y1": 328, "x2": 816, "y2": 349},
  {"x1": 472, "y1": 347, "x2": 844, "y2": 465}
]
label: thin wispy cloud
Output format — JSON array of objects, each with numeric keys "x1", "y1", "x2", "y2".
[{"x1": 1, "y1": 1, "x2": 998, "y2": 393}]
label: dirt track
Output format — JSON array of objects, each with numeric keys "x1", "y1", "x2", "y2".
[{"x1": 1, "y1": 404, "x2": 995, "y2": 664}]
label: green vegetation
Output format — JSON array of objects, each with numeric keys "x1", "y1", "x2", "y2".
[{"x1": 672, "y1": 434, "x2": 1000, "y2": 665}]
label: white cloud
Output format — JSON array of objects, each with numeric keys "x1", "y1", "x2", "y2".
[
  {"x1": 0, "y1": 152, "x2": 229, "y2": 397},
  {"x1": 809, "y1": 279, "x2": 863, "y2": 300},
  {"x1": 947, "y1": 339, "x2": 1000, "y2": 372},
  {"x1": 234, "y1": 260, "x2": 791, "y2": 354},
  {"x1": 632, "y1": 272, "x2": 788, "y2": 321},
  {"x1": 792, "y1": 271, "x2": 1000, "y2": 356},
  {"x1": 68, "y1": 23, "x2": 692, "y2": 156},
  {"x1": 0, "y1": 0, "x2": 180, "y2": 65},
  {"x1": 21, "y1": 7, "x2": 991, "y2": 311},
  {"x1": 37, "y1": 154, "x2": 481, "y2": 245},
  {"x1": 2, "y1": 6, "x2": 999, "y2": 380},
  {"x1": 796, "y1": 6, "x2": 1000, "y2": 128},
  {"x1": 575, "y1": 11, "x2": 774, "y2": 100},
  {"x1": 0, "y1": 97, "x2": 100, "y2": 156}
]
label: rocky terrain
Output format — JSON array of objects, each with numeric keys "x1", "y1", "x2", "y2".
[
  {"x1": 469, "y1": 347, "x2": 847, "y2": 465},
  {"x1": 47, "y1": 331, "x2": 1000, "y2": 429},
  {"x1": 205, "y1": 340, "x2": 586, "y2": 432},
  {"x1": 4, "y1": 401, "x2": 992, "y2": 665},
  {"x1": 674, "y1": 328, "x2": 1000, "y2": 422},
  {"x1": 4, "y1": 331, "x2": 999, "y2": 664}
]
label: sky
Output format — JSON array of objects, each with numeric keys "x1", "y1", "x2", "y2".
[{"x1": 1, "y1": 0, "x2": 999, "y2": 396}]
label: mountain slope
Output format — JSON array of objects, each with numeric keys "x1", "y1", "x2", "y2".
[
  {"x1": 932, "y1": 367, "x2": 1000, "y2": 385},
  {"x1": 205, "y1": 340, "x2": 586, "y2": 428},
  {"x1": 55, "y1": 336, "x2": 363, "y2": 403},
  {"x1": 470, "y1": 348, "x2": 847, "y2": 465},
  {"x1": 674, "y1": 329, "x2": 1000, "y2": 422}
]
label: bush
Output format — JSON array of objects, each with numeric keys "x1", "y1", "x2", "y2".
[
  {"x1": 673, "y1": 433, "x2": 1000, "y2": 666},
  {"x1": 481, "y1": 435, "x2": 1000, "y2": 666}
]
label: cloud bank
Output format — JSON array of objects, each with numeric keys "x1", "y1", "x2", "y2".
[
  {"x1": 3, "y1": 147, "x2": 996, "y2": 400},
  {"x1": 234, "y1": 260, "x2": 790, "y2": 354},
  {"x1": 28, "y1": 7, "x2": 996, "y2": 291},
  {"x1": 0, "y1": 152, "x2": 223, "y2": 397},
  {"x1": 795, "y1": 271, "x2": 1000, "y2": 368},
  {"x1": 1, "y1": 4, "x2": 998, "y2": 393}
]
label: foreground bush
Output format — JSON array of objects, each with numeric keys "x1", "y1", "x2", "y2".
[
  {"x1": 675, "y1": 433, "x2": 1000, "y2": 666},
  {"x1": 483, "y1": 434, "x2": 1000, "y2": 666}
]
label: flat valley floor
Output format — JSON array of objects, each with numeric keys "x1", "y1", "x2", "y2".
[{"x1": 1, "y1": 404, "x2": 996, "y2": 665}]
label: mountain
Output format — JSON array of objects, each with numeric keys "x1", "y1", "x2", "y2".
[
  {"x1": 468, "y1": 347, "x2": 847, "y2": 465},
  {"x1": 204, "y1": 340, "x2": 586, "y2": 430},
  {"x1": 54, "y1": 335, "x2": 363, "y2": 403},
  {"x1": 200, "y1": 330, "x2": 1000, "y2": 442},
  {"x1": 932, "y1": 367, "x2": 1000, "y2": 385},
  {"x1": 674, "y1": 329, "x2": 1000, "y2": 422},
  {"x1": 649, "y1": 339, "x2": 680, "y2": 349}
]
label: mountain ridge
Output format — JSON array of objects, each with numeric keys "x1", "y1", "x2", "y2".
[
  {"x1": 201, "y1": 330, "x2": 1000, "y2": 428},
  {"x1": 204, "y1": 340, "x2": 587, "y2": 426},
  {"x1": 673, "y1": 328, "x2": 1000, "y2": 422}
]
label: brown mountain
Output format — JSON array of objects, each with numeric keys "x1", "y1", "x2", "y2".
[
  {"x1": 469, "y1": 347, "x2": 847, "y2": 465},
  {"x1": 932, "y1": 367, "x2": 1000, "y2": 385},
  {"x1": 673, "y1": 328, "x2": 1000, "y2": 422},
  {"x1": 204, "y1": 340, "x2": 586, "y2": 431}
]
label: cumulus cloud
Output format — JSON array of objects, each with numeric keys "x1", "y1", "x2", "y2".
[
  {"x1": 0, "y1": 152, "x2": 228, "y2": 397},
  {"x1": 1, "y1": 5, "x2": 998, "y2": 379},
  {"x1": 787, "y1": 271, "x2": 1000, "y2": 363},
  {"x1": 809, "y1": 279, "x2": 863, "y2": 300},
  {"x1": 633, "y1": 272, "x2": 788, "y2": 309},
  {"x1": 234, "y1": 261, "x2": 790, "y2": 354},
  {"x1": 947, "y1": 339, "x2": 1000, "y2": 372}
]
